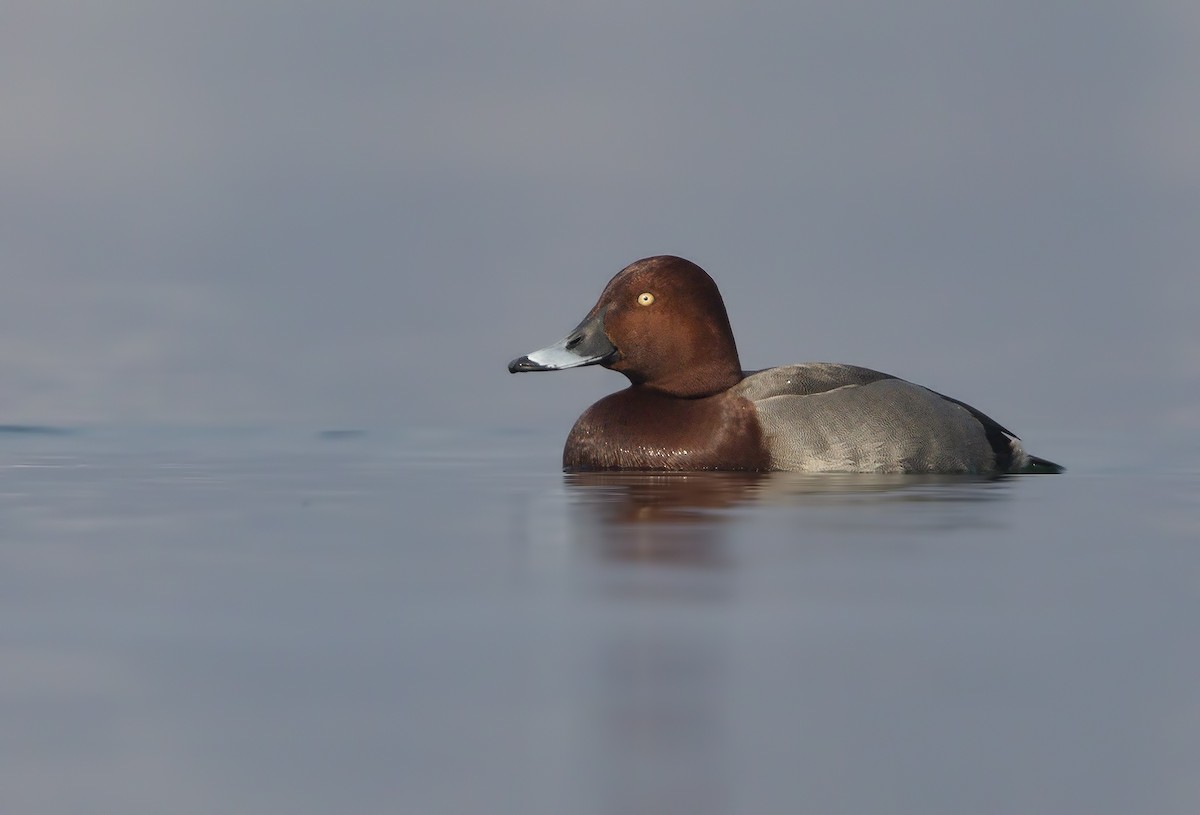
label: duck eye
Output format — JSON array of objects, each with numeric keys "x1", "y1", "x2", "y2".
[{"x1": 637, "y1": 292, "x2": 655, "y2": 306}]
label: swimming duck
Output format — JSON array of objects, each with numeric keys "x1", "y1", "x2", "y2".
[{"x1": 509, "y1": 256, "x2": 1062, "y2": 474}]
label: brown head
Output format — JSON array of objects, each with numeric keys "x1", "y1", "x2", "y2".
[{"x1": 508, "y1": 256, "x2": 744, "y2": 397}]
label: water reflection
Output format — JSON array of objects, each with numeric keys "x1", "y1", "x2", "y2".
[
  {"x1": 568, "y1": 470, "x2": 1011, "y2": 511},
  {"x1": 563, "y1": 472, "x2": 761, "y2": 567},
  {"x1": 560, "y1": 470, "x2": 1016, "y2": 814},
  {"x1": 587, "y1": 629, "x2": 731, "y2": 815},
  {"x1": 565, "y1": 471, "x2": 765, "y2": 523},
  {"x1": 565, "y1": 471, "x2": 1010, "y2": 564}
]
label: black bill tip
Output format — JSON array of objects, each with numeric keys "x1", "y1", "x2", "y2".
[{"x1": 508, "y1": 356, "x2": 547, "y2": 373}]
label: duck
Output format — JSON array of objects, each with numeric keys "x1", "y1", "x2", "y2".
[{"x1": 508, "y1": 255, "x2": 1062, "y2": 474}]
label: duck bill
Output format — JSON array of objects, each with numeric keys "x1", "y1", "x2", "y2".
[{"x1": 508, "y1": 307, "x2": 618, "y2": 373}]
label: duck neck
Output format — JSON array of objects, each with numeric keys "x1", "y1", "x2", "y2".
[{"x1": 635, "y1": 358, "x2": 745, "y2": 399}]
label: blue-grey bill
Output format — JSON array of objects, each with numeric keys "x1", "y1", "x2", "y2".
[{"x1": 508, "y1": 307, "x2": 617, "y2": 373}]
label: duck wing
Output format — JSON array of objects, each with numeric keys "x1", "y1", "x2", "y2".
[{"x1": 733, "y1": 363, "x2": 1034, "y2": 473}]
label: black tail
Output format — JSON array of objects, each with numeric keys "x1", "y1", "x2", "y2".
[{"x1": 1021, "y1": 454, "x2": 1065, "y2": 474}]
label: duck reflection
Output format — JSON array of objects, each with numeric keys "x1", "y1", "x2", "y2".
[
  {"x1": 587, "y1": 630, "x2": 732, "y2": 815},
  {"x1": 564, "y1": 471, "x2": 762, "y2": 567},
  {"x1": 565, "y1": 471, "x2": 1009, "y2": 565},
  {"x1": 556, "y1": 471, "x2": 1011, "y2": 815},
  {"x1": 566, "y1": 471, "x2": 765, "y2": 523}
]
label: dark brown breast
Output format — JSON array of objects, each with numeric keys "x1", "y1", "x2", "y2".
[{"x1": 562, "y1": 386, "x2": 770, "y2": 471}]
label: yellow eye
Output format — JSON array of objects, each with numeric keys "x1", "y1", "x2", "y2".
[{"x1": 637, "y1": 292, "x2": 655, "y2": 306}]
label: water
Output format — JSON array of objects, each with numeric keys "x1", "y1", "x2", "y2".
[{"x1": 2, "y1": 426, "x2": 1198, "y2": 814}]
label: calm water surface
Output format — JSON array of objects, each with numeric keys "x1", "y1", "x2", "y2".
[{"x1": 2, "y1": 426, "x2": 1198, "y2": 814}]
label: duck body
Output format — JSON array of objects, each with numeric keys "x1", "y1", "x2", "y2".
[{"x1": 509, "y1": 256, "x2": 1061, "y2": 475}]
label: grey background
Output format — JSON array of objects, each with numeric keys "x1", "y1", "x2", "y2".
[
  {"x1": 5, "y1": 6, "x2": 1199, "y2": 812},
  {"x1": 4, "y1": 1, "x2": 1197, "y2": 439}
]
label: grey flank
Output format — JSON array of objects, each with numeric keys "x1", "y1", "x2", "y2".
[{"x1": 732, "y1": 364, "x2": 1026, "y2": 473}]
